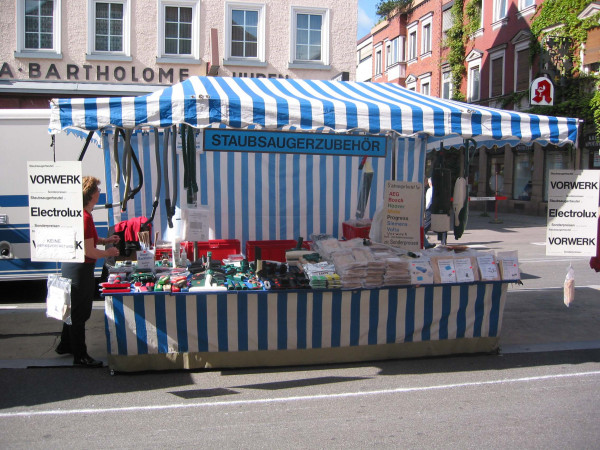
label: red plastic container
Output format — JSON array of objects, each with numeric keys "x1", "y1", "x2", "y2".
[
  {"x1": 342, "y1": 221, "x2": 372, "y2": 240},
  {"x1": 155, "y1": 239, "x2": 240, "y2": 262},
  {"x1": 246, "y1": 240, "x2": 311, "y2": 262}
]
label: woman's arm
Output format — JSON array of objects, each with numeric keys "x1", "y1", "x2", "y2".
[{"x1": 85, "y1": 238, "x2": 120, "y2": 259}]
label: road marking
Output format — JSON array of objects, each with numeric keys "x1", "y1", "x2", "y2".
[{"x1": 1, "y1": 370, "x2": 599, "y2": 418}]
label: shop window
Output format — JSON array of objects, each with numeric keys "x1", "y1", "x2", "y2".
[
  {"x1": 225, "y1": 2, "x2": 265, "y2": 63},
  {"x1": 290, "y1": 7, "x2": 329, "y2": 67},
  {"x1": 512, "y1": 147, "x2": 533, "y2": 200},
  {"x1": 158, "y1": 0, "x2": 199, "y2": 61},
  {"x1": 16, "y1": 0, "x2": 62, "y2": 57},
  {"x1": 543, "y1": 147, "x2": 572, "y2": 201}
]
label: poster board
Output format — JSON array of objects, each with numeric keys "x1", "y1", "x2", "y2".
[
  {"x1": 382, "y1": 180, "x2": 422, "y2": 251},
  {"x1": 546, "y1": 170, "x2": 600, "y2": 257},
  {"x1": 27, "y1": 161, "x2": 84, "y2": 262}
]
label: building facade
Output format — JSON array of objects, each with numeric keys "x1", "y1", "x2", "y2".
[
  {"x1": 358, "y1": 0, "x2": 598, "y2": 216},
  {"x1": 0, "y1": 0, "x2": 357, "y2": 107}
]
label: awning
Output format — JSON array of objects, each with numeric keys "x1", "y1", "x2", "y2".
[{"x1": 49, "y1": 76, "x2": 579, "y2": 148}]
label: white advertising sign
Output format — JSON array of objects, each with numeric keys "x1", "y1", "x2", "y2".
[
  {"x1": 546, "y1": 170, "x2": 600, "y2": 257},
  {"x1": 382, "y1": 180, "x2": 422, "y2": 251},
  {"x1": 27, "y1": 161, "x2": 85, "y2": 262}
]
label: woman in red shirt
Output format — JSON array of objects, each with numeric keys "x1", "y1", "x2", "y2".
[{"x1": 56, "y1": 176, "x2": 120, "y2": 367}]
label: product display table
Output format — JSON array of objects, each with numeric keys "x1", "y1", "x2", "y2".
[{"x1": 104, "y1": 281, "x2": 510, "y2": 372}]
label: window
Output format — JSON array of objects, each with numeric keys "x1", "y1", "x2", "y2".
[
  {"x1": 514, "y1": 46, "x2": 530, "y2": 92},
  {"x1": 407, "y1": 24, "x2": 417, "y2": 61},
  {"x1": 158, "y1": 1, "x2": 200, "y2": 60},
  {"x1": 494, "y1": 0, "x2": 508, "y2": 22},
  {"x1": 375, "y1": 48, "x2": 382, "y2": 75},
  {"x1": 421, "y1": 14, "x2": 432, "y2": 57},
  {"x1": 386, "y1": 38, "x2": 399, "y2": 67},
  {"x1": 520, "y1": 0, "x2": 535, "y2": 10},
  {"x1": 421, "y1": 80, "x2": 430, "y2": 96},
  {"x1": 442, "y1": 69, "x2": 453, "y2": 99},
  {"x1": 419, "y1": 73, "x2": 431, "y2": 96},
  {"x1": 468, "y1": 66, "x2": 480, "y2": 101},
  {"x1": 88, "y1": 1, "x2": 130, "y2": 57},
  {"x1": 290, "y1": 7, "x2": 329, "y2": 66},
  {"x1": 226, "y1": 2, "x2": 265, "y2": 63},
  {"x1": 406, "y1": 75, "x2": 417, "y2": 91},
  {"x1": 513, "y1": 147, "x2": 533, "y2": 200},
  {"x1": 442, "y1": 5, "x2": 453, "y2": 42},
  {"x1": 490, "y1": 54, "x2": 504, "y2": 97},
  {"x1": 16, "y1": 0, "x2": 62, "y2": 57}
]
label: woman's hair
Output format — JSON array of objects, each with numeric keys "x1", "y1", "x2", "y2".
[{"x1": 82, "y1": 176, "x2": 101, "y2": 206}]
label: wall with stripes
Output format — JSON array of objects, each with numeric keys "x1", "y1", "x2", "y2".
[
  {"x1": 104, "y1": 282, "x2": 508, "y2": 358},
  {"x1": 102, "y1": 130, "x2": 426, "y2": 248}
]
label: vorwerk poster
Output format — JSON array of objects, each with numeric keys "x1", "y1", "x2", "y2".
[
  {"x1": 27, "y1": 161, "x2": 85, "y2": 262},
  {"x1": 382, "y1": 180, "x2": 422, "y2": 251},
  {"x1": 546, "y1": 170, "x2": 600, "y2": 257}
]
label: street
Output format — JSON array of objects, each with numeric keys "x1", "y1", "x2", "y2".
[
  {"x1": 0, "y1": 351, "x2": 599, "y2": 448},
  {"x1": 1, "y1": 211, "x2": 600, "y2": 448}
]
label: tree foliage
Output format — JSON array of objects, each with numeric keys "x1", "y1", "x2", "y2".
[{"x1": 375, "y1": 0, "x2": 412, "y2": 18}]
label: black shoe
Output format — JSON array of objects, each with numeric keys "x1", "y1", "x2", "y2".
[
  {"x1": 424, "y1": 243, "x2": 436, "y2": 249},
  {"x1": 55, "y1": 344, "x2": 72, "y2": 355},
  {"x1": 73, "y1": 355, "x2": 103, "y2": 367}
]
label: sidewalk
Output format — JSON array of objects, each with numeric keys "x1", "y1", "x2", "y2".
[{"x1": 1, "y1": 212, "x2": 599, "y2": 369}]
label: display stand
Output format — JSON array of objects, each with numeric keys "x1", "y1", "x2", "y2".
[{"x1": 104, "y1": 281, "x2": 509, "y2": 372}]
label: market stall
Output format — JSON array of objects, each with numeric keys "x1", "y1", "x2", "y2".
[{"x1": 48, "y1": 77, "x2": 578, "y2": 372}]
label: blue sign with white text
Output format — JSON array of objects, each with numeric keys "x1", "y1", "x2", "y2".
[{"x1": 204, "y1": 129, "x2": 387, "y2": 157}]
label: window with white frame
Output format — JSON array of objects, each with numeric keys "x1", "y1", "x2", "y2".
[
  {"x1": 291, "y1": 7, "x2": 329, "y2": 65},
  {"x1": 226, "y1": 2, "x2": 265, "y2": 63},
  {"x1": 490, "y1": 52, "x2": 505, "y2": 97},
  {"x1": 88, "y1": 1, "x2": 130, "y2": 56},
  {"x1": 442, "y1": 4, "x2": 453, "y2": 42},
  {"x1": 375, "y1": 47, "x2": 382, "y2": 75},
  {"x1": 407, "y1": 23, "x2": 418, "y2": 61},
  {"x1": 406, "y1": 75, "x2": 417, "y2": 91},
  {"x1": 386, "y1": 37, "x2": 399, "y2": 67},
  {"x1": 420, "y1": 74, "x2": 431, "y2": 96},
  {"x1": 468, "y1": 65, "x2": 480, "y2": 102},
  {"x1": 442, "y1": 69, "x2": 453, "y2": 99},
  {"x1": 494, "y1": 0, "x2": 508, "y2": 22},
  {"x1": 421, "y1": 14, "x2": 432, "y2": 57},
  {"x1": 158, "y1": 0, "x2": 200, "y2": 60},
  {"x1": 16, "y1": 0, "x2": 62, "y2": 56},
  {"x1": 520, "y1": 0, "x2": 535, "y2": 10}
]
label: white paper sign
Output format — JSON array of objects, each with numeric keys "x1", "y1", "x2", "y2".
[
  {"x1": 437, "y1": 258, "x2": 457, "y2": 283},
  {"x1": 454, "y1": 258, "x2": 475, "y2": 283},
  {"x1": 136, "y1": 249, "x2": 155, "y2": 270},
  {"x1": 27, "y1": 161, "x2": 84, "y2": 262},
  {"x1": 546, "y1": 170, "x2": 600, "y2": 257},
  {"x1": 499, "y1": 257, "x2": 520, "y2": 280},
  {"x1": 181, "y1": 206, "x2": 211, "y2": 241},
  {"x1": 477, "y1": 254, "x2": 499, "y2": 281},
  {"x1": 410, "y1": 260, "x2": 434, "y2": 284},
  {"x1": 382, "y1": 180, "x2": 422, "y2": 251}
]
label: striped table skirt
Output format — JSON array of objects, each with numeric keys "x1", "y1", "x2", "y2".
[{"x1": 104, "y1": 282, "x2": 509, "y2": 372}]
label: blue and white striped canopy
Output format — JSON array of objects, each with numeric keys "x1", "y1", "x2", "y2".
[{"x1": 49, "y1": 76, "x2": 578, "y2": 147}]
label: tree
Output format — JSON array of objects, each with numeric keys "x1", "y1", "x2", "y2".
[{"x1": 376, "y1": 0, "x2": 412, "y2": 18}]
